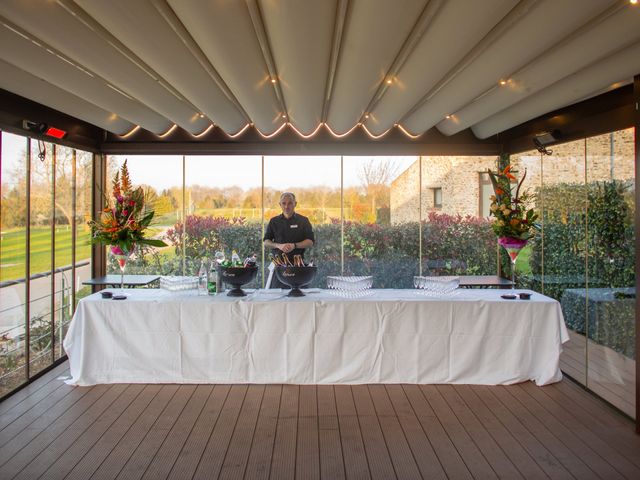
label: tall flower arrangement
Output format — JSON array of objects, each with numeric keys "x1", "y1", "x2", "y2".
[{"x1": 88, "y1": 161, "x2": 167, "y2": 255}]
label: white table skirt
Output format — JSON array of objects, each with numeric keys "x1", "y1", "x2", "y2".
[{"x1": 63, "y1": 288, "x2": 569, "y2": 386}]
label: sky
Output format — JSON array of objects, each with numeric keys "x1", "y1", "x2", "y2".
[{"x1": 2, "y1": 131, "x2": 417, "y2": 190}]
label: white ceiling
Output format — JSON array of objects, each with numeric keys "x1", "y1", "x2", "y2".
[{"x1": 0, "y1": 0, "x2": 638, "y2": 140}]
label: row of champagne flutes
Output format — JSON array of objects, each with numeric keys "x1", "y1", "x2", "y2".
[
  {"x1": 326, "y1": 275, "x2": 374, "y2": 298},
  {"x1": 413, "y1": 276, "x2": 460, "y2": 296}
]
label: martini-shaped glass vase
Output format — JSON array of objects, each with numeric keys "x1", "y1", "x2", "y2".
[
  {"x1": 498, "y1": 237, "x2": 527, "y2": 290},
  {"x1": 111, "y1": 245, "x2": 135, "y2": 295}
]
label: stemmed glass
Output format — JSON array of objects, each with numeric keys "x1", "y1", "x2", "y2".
[
  {"x1": 111, "y1": 244, "x2": 135, "y2": 294},
  {"x1": 498, "y1": 237, "x2": 528, "y2": 290}
]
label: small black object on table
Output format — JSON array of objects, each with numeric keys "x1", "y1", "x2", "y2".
[
  {"x1": 275, "y1": 266, "x2": 318, "y2": 297},
  {"x1": 218, "y1": 266, "x2": 258, "y2": 297}
]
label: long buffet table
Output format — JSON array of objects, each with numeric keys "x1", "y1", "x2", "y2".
[{"x1": 63, "y1": 288, "x2": 569, "y2": 386}]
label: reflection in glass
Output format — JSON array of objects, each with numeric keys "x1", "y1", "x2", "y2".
[{"x1": 585, "y1": 129, "x2": 635, "y2": 418}]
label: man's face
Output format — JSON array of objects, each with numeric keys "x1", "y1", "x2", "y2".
[{"x1": 280, "y1": 196, "x2": 296, "y2": 218}]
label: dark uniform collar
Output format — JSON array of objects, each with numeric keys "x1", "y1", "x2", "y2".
[{"x1": 279, "y1": 212, "x2": 298, "y2": 221}]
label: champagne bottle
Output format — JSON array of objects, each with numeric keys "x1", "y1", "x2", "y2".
[{"x1": 231, "y1": 249, "x2": 242, "y2": 267}]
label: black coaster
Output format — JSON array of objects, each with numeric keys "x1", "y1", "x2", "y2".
[
  {"x1": 101, "y1": 291, "x2": 113, "y2": 299},
  {"x1": 519, "y1": 292, "x2": 531, "y2": 300},
  {"x1": 112, "y1": 294, "x2": 127, "y2": 300},
  {"x1": 501, "y1": 294, "x2": 517, "y2": 300}
]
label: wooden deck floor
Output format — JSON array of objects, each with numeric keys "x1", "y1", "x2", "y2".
[{"x1": 1, "y1": 362, "x2": 639, "y2": 480}]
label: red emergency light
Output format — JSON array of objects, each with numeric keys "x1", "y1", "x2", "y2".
[{"x1": 22, "y1": 120, "x2": 68, "y2": 139}]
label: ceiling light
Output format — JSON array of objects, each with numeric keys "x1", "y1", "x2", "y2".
[
  {"x1": 445, "y1": 115, "x2": 451, "y2": 119},
  {"x1": 282, "y1": 114, "x2": 287, "y2": 119},
  {"x1": 630, "y1": 0, "x2": 638, "y2": 5},
  {"x1": 499, "y1": 80, "x2": 507, "y2": 86},
  {"x1": 271, "y1": 78, "x2": 277, "y2": 84},
  {"x1": 198, "y1": 113, "x2": 205, "y2": 118},
  {"x1": 386, "y1": 78, "x2": 392, "y2": 85},
  {"x1": 364, "y1": 114, "x2": 369, "y2": 119}
]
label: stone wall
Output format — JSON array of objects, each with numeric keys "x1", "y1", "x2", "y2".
[{"x1": 390, "y1": 128, "x2": 635, "y2": 224}]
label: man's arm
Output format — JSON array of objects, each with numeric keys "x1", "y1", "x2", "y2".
[{"x1": 264, "y1": 238, "x2": 294, "y2": 253}]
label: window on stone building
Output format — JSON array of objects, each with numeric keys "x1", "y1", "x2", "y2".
[
  {"x1": 433, "y1": 187, "x2": 442, "y2": 209},
  {"x1": 479, "y1": 172, "x2": 493, "y2": 218}
]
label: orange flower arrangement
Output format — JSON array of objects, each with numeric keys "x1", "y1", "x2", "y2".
[{"x1": 88, "y1": 161, "x2": 166, "y2": 255}]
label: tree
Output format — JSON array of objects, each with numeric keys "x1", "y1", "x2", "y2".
[{"x1": 359, "y1": 158, "x2": 399, "y2": 221}]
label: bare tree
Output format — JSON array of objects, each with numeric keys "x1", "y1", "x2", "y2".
[{"x1": 359, "y1": 158, "x2": 399, "y2": 218}]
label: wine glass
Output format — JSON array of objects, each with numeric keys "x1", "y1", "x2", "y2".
[
  {"x1": 498, "y1": 237, "x2": 528, "y2": 290},
  {"x1": 214, "y1": 251, "x2": 226, "y2": 265},
  {"x1": 110, "y1": 244, "x2": 135, "y2": 295}
]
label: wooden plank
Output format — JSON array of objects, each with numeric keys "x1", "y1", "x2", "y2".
[
  {"x1": 269, "y1": 384, "x2": 299, "y2": 480},
  {"x1": 166, "y1": 385, "x2": 230, "y2": 480},
  {"x1": 419, "y1": 384, "x2": 498, "y2": 479},
  {"x1": 0, "y1": 362, "x2": 69, "y2": 415},
  {"x1": 23, "y1": 384, "x2": 145, "y2": 480},
  {"x1": 295, "y1": 385, "x2": 319, "y2": 480},
  {"x1": 333, "y1": 385, "x2": 369, "y2": 480},
  {"x1": 453, "y1": 385, "x2": 550, "y2": 479},
  {"x1": 141, "y1": 385, "x2": 213, "y2": 480},
  {"x1": 469, "y1": 385, "x2": 573, "y2": 480},
  {"x1": 513, "y1": 383, "x2": 624, "y2": 479},
  {"x1": 0, "y1": 384, "x2": 108, "y2": 467},
  {"x1": 316, "y1": 385, "x2": 345, "y2": 480},
  {"x1": 89, "y1": 385, "x2": 180, "y2": 480},
  {"x1": 243, "y1": 385, "x2": 282, "y2": 480},
  {"x1": 0, "y1": 376, "x2": 78, "y2": 445},
  {"x1": 384, "y1": 385, "x2": 447, "y2": 479},
  {"x1": 192, "y1": 384, "x2": 248, "y2": 480},
  {"x1": 218, "y1": 384, "x2": 265, "y2": 480},
  {"x1": 63, "y1": 385, "x2": 163, "y2": 480},
  {"x1": 490, "y1": 385, "x2": 599, "y2": 479},
  {"x1": 0, "y1": 368, "x2": 70, "y2": 431},
  {"x1": 402, "y1": 385, "x2": 472, "y2": 479},
  {"x1": 116, "y1": 384, "x2": 197, "y2": 480},
  {"x1": 351, "y1": 384, "x2": 396, "y2": 480},
  {"x1": 0, "y1": 384, "x2": 123, "y2": 479},
  {"x1": 519, "y1": 382, "x2": 640, "y2": 479},
  {"x1": 367, "y1": 385, "x2": 423, "y2": 479},
  {"x1": 436, "y1": 385, "x2": 524, "y2": 479}
]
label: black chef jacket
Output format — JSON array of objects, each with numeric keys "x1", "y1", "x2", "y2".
[{"x1": 263, "y1": 212, "x2": 315, "y2": 262}]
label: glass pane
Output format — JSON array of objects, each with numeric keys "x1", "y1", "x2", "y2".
[
  {"x1": 516, "y1": 141, "x2": 589, "y2": 386},
  {"x1": 185, "y1": 155, "x2": 263, "y2": 287},
  {"x1": 106, "y1": 155, "x2": 181, "y2": 277},
  {"x1": 53, "y1": 146, "x2": 73, "y2": 360},
  {"x1": 585, "y1": 129, "x2": 635, "y2": 418},
  {"x1": 418, "y1": 155, "x2": 497, "y2": 277},
  {"x1": 29, "y1": 140, "x2": 54, "y2": 377},
  {"x1": 265, "y1": 156, "x2": 341, "y2": 288},
  {"x1": 75, "y1": 150, "x2": 93, "y2": 306},
  {"x1": 345, "y1": 156, "x2": 417, "y2": 288},
  {"x1": 0, "y1": 132, "x2": 28, "y2": 395}
]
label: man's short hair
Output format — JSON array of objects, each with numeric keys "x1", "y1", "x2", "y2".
[{"x1": 279, "y1": 192, "x2": 296, "y2": 203}]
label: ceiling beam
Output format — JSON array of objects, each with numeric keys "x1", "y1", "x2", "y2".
[{"x1": 321, "y1": 0, "x2": 349, "y2": 122}]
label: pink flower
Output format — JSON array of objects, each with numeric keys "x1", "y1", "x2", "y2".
[
  {"x1": 122, "y1": 210, "x2": 129, "y2": 216},
  {"x1": 129, "y1": 200, "x2": 135, "y2": 206},
  {"x1": 117, "y1": 195, "x2": 123, "y2": 203},
  {"x1": 110, "y1": 245, "x2": 124, "y2": 255}
]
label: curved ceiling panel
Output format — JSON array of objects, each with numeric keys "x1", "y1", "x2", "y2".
[
  {"x1": 0, "y1": 59, "x2": 134, "y2": 135},
  {"x1": 259, "y1": 0, "x2": 335, "y2": 135},
  {"x1": 363, "y1": 0, "x2": 517, "y2": 135},
  {"x1": 326, "y1": 0, "x2": 428, "y2": 135},
  {"x1": 437, "y1": 2, "x2": 640, "y2": 136},
  {"x1": 0, "y1": 0, "x2": 209, "y2": 134},
  {"x1": 401, "y1": 0, "x2": 613, "y2": 135},
  {"x1": 473, "y1": 40, "x2": 640, "y2": 139},
  {"x1": 168, "y1": 0, "x2": 284, "y2": 135},
  {"x1": 74, "y1": 0, "x2": 246, "y2": 134},
  {"x1": 0, "y1": 21, "x2": 172, "y2": 134}
]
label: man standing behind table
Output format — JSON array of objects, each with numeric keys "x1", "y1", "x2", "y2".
[{"x1": 263, "y1": 192, "x2": 315, "y2": 287}]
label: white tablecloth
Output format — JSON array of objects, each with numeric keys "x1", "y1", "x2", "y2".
[{"x1": 63, "y1": 289, "x2": 569, "y2": 386}]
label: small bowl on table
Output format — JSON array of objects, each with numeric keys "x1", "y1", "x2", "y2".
[
  {"x1": 275, "y1": 266, "x2": 317, "y2": 297},
  {"x1": 218, "y1": 265, "x2": 258, "y2": 297}
]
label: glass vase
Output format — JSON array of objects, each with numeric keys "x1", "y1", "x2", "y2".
[
  {"x1": 111, "y1": 245, "x2": 134, "y2": 295},
  {"x1": 498, "y1": 237, "x2": 527, "y2": 290}
]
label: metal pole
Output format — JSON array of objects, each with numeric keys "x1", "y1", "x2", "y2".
[
  {"x1": 340, "y1": 155, "x2": 344, "y2": 275},
  {"x1": 419, "y1": 155, "x2": 423, "y2": 276},
  {"x1": 50, "y1": 144, "x2": 56, "y2": 364},
  {"x1": 182, "y1": 155, "x2": 186, "y2": 275},
  {"x1": 261, "y1": 155, "x2": 265, "y2": 287},
  {"x1": 71, "y1": 149, "x2": 77, "y2": 313},
  {"x1": 25, "y1": 138, "x2": 31, "y2": 379}
]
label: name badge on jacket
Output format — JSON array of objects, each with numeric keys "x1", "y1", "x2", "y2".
[{"x1": 290, "y1": 224, "x2": 298, "y2": 228}]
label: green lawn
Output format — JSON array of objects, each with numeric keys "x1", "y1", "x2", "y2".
[{"x1": 1, "y1": 226, "x2": 92, "y2": 281}]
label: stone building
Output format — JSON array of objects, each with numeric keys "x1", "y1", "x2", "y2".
[{"x1": 390, "y1": 128, "x2": 635, "y2": 224}]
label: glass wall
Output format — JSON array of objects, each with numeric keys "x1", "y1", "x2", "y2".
[
  {"x1": 0, "y1": 132, "x2": 94, "y2": 397},
  {"x1": 514, "y1": 127, "x2": 636, "y2": 418}
]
